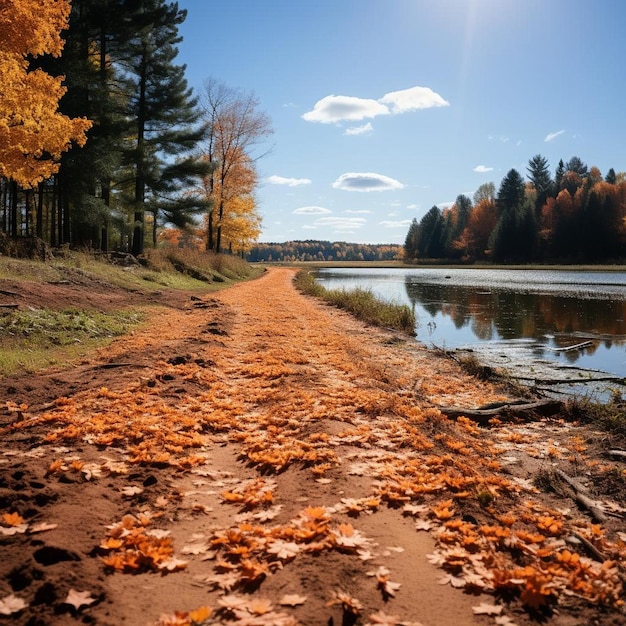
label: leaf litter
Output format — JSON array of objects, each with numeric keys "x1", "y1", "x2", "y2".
[{"x1": 0, "y1": 267, "x2": 625, "y2": 625}]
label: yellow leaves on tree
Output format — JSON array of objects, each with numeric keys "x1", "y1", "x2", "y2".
[{"x1": 0, "y1": 0, "x2": 92, "y2": 187}]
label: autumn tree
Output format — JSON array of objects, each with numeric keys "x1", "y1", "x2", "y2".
[
  {"x1": 0, "y1": 0, "x2": 92, "y2": 190},
  {"x1": 458, "y1": 197, "x2": 498, "y2": 260},
  {"x1": 204, "y1": 149, "x2": 262, "y2": 255},
  {"x1": 201, "y1": 79, "x2": 272, "y2": 252}
]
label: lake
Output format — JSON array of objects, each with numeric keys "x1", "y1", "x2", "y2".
[{"x1": 316, "y1": 268, "x2": 626, "y2": 401}]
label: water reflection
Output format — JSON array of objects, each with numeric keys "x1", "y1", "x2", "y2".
[
  {"x1": 403, "y1": 278, "x2": 626, "y2": 366},
  {"x1": 315, "y1": 268, "x2": 626, "y2": 380}
]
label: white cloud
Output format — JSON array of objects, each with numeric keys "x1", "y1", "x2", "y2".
[
  {"x1": 292, "y1": 206, "x2": 331, "y2": 215},
  {"x1": 302, "y1": 95, "x2": 388, "y2": 123},
  {"x1": 473, "y1": 165, "x2": 493, "y2": 173},
  {"x1": 379, "y1": 86, "x2": 449, "y2": 113},
  {"x1": 545, "y1": 129, "x2": 565, "y2": 142},
  {"x1": 437, "y1": 201, "x2": 454, "y2": 210},
  {"x1": 345, "y1": 209, "x2": 372, "y2": 214},
  {"x1": 332, "y1": 172, "x2": 404, "y2": 192},
  {"x1": 379, "y1": 219, "x2": 413, "y2": 228},
  {"x1": 314, "y1": 216, "x2": 367, "y2": 230},
  {"x1": 344, "y1": 122, "x2": 374, "y2": 136},
  {"x1": 267, "y1": 175, "x2": 312, "y2": 186},
  {"x1": 302, "y1": 85, "x2": 448, "y2": 124},
  {"x1": 406, "y1": 203, "x2": 420, "y2": 210}
]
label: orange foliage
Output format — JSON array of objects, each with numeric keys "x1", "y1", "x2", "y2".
[{"x1": 0, "y1": 0, "x2": 92, "y2": 186}]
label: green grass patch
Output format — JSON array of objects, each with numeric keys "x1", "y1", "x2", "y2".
[
  {"x1": 0, "y1": 308, "x2": 144, "y2": 376},
  {"x1": 294, "y1": 270, "x2": 416, "y2": 334}
]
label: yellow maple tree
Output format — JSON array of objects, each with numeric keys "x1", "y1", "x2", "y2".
[{"x1": 0, "y1": 0, "x2": 92, "y2": 187}]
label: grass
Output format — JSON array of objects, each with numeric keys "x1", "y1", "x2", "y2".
[
  {"x1": 0, "y1": 308, "x2": 143, "y2": 375},
  {"x1": 293, "y1": 269, "x2": 416, "y2": 334},
  {"x1": 564, "y1": 395, "x2": 626, "y2": 442},
  {"x1": 0, "y1": 247, "x2": 264, "y2": 377}
]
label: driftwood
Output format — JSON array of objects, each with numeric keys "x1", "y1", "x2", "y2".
[
  {"x1": 555, "y1": 469, "x2": 608, "y2": 524},
  {"x1": 607, "y1": 449, "x2": 626, "y2": 462},
  {"x1": 438, "y1": 399, "x2": 563, "y2": 425},
  {"x1": 516, "y1": 375, "x2": 626, "y2": 386},
  {"x1": 548, "y1": 341, "x2": 594, "y2": 352}
]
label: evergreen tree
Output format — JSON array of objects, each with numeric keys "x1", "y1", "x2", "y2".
[
  {"x1": 526, "y1": 154, "x2": 553, "y2": 213},
  {"x1": 49, "y1": 0, "x2": 129, "y2": 248},
  {"x1": 491, "y1": 169, "x2": 529, "y2": 262},
  {"x1": 454, "y1": 194, "x2": 472, "y2": 238},
  {"x1": 121, "y1": 0, "x2": 208, "y2": 256},
  {"x1": 566, "y1": 156, "x2": 588, "y2": 177},
  {"x1": 417, "y1": 206, "x2": 445, "y2": 258},
  {"x1": 605, "y1": 168, "x2": 617, "y2": 184},
  {"x1": 554, "y1": 159, "x2": 565, "y2": 192},
  {"x1": 403, "y1": 218, "x2": 419, "y2": 261}
]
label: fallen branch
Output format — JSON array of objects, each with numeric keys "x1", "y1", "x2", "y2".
[
  {"x1": 555, "y1": 469, "x2": 608, "y2": 524},
  {"x1": 0, "y1": 303, "x2": 19, "y2": 309},
  {"x1": 570, "y1": 532, "x2": 607, "y2": 563},
  {"x1": 607, "y1": 449, "x2": 626, "y2": 462},
  {"x1": 515, "y1": 375, "x2": 626, "y2": 386},
  {"x1": 438, "y1": 399, "x2": 563, "y2": 425},
  {"x1": 548, "y1": 341, "x2": 594, "y2": 352},
  {"x1": 0, "y1": 288, "x2": 20, "y2": 297}
]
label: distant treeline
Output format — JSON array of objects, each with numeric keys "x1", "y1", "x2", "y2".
[
  {"x1": 404, "y1": 156, "x2": 626, "y2": 264},
  {"x1": 247, "y1": 240, "x2": 402, "y2": 262}
]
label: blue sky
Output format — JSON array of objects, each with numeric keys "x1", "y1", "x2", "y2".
[{"x1": 175, "y1": 0, "x2": 626, "y2": 244}]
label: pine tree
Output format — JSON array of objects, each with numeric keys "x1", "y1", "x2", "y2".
[
  {"x1": 403, "y1": 218, "x2": 419, "y2": 261},
  {"x1": 122, "y1": 0, "x2": 208, "y2": 256},
  {"x1": 526, "y1": 154, "x2": 553, "y2": 213}
]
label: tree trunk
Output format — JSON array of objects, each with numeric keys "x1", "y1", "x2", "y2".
[
  {"x1": 36, "y1": 183, "x2": 44, "y2": 239},
  {"x1": 10, "y1": 181, "x2": 18, "y2": 238}
]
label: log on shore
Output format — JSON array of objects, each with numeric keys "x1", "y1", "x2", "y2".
[{"x1": 438, "y1": 399, "x2": 563, "y2": 425}]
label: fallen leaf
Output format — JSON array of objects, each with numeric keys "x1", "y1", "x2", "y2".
[
  {"x1": 157, "y1": 558, "x2": 188, "y2": 572},
  {"x1": 279, "y1": 594, "x2": 307, "y2": 606},
  {"x1": 0, "y1": 524, "x2": 28, "y2": 536},
  {"x1": 120, "y1": 486, "x2": 144, "y2": 497},
  {"x1": 181, "y1": 542, "x2": 211, "y2": 555},
  {"x1": 63, "y1": 589, "x2": 96, "y2": 610},
  {"x1": 2, "y1": 512, "x2": 24, "y2": 526},
  {"x1": 246, "y1": 598, "x2": 274, "y2": 615},
  {"x1": 267, "y1": 540, "x2": 300, "y2": 560},
  {"x1": 439, "y1": 574, "x2": 466, "y2": 589},
  {"x1": 29, "y1": 522, "x2": 58, "y2": 534},
  {"x1": 0, "y1": 594, "x2": 27, "y2": 615},
  {"x1": 472, "y1": 602, "x2": 503, "y2": 615}
]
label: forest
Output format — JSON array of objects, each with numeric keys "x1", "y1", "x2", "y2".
[
  {"x1": 403, "y1": 156, "x2": 626, "y2": 264},
  {"x1": 247, "y1": 240, "x2": 402, "y2": 263},
  {"x1": 0, "y1": 0, "x2": 270, "y2": 257}
]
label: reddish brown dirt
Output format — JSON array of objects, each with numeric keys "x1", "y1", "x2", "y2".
[{"x1": 0, "y1": 267, "x2": 624, "y2": 626}]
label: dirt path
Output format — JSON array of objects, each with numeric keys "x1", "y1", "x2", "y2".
[{"x1": 0, "y1": 268, "x2": 624, "y2": 626}]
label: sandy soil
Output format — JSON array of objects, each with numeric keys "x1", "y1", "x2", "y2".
[{"x1": 0, "y1": 267, "x2": 624, "y2": 626}]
